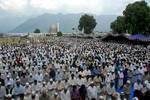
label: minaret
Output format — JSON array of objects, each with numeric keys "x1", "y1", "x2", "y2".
[{"x1": 57, "y1": 23, "x2": 59, "y2": 32}]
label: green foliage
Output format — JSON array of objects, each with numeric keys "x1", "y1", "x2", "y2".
[
  {"x1": 78, "y1": 14, "x2": 97, "y2": 34},
  {"x1": 111, "y1": 1, "x2": 150, "y2": 35},
  {"x1": 111, "y1": 16, "x2": 126, "y2": 34},
  {"x1": 57, "y1": 31, "x2": 63, "y2": 37},
  {"x1": 34, "y1": 28, "x2": 41, "y2": 33}
]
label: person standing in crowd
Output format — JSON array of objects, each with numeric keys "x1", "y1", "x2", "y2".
[
  {"x1": 123, "y1": 68, "x2": 128, "y2": 85},
  {"x1": 134, "y1": 80, "x2": 143, "y2": 100},
  {"x1": 106, "y1": 82, "x2": 116, "y2": 100},
  {"x1": 5, "y1": 82, "x2": 13, "y2": 97},
  {"x1": 79, "y1": 84, "x2": 87, "y2": 100},
  {"x1": 87, "y1": 82, "x2": 98, "y2": 100},
  {"x1": 118, "y1": 69, "x2": 124, "y2": 88},
  {"x1": 0, "y1": 73, "x2": 5, "y2": 86},
  {"x1": 25, "y1": 91, "x2": 39, "y2": 100},
  {"x1": 24, "y1": 82, "x2": 32, "y2": 99},
  {"x1": 49, "y1": 68, "x2": 56, "y2": 81},
  {"x1": 123, "y1": 80, "x2": 131, "y2": 100},
  {"x1": 0, "y1": 82, "x2": 6, "y2": 100},
  {"x1": 31, "y1": 80, "x2": 41, "y2": 94},
  {"x1": 12, "y1": 79, "x2": 25, "y2": 100},
  {"x1": 39, "y1": 90, "x2": 50, "y2": 100},
  {"x1": 60, "y1": 88, "x2": 71, "y2": 100},
  {"x1": 70, "y1": 85, "x2": 81, "y2": 100},
  {"x1": 5, "y1": 75, "x2": 14, "y2": 88},
  {"x1": 50, "y1": 92, "x2": 61, "y2": 100}
]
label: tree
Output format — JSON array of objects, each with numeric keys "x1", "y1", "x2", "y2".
[
  {"x1": 123, "y1": 1, "x2": 150, "y2": 34},
  {"x1": 78, "y1": 14, "x2": 97, "y2": 34},
  {"x1": 57, "y1": 31, "x2": 63, "y2": 37},
  {"x1": 34, "y1": 28, "x2": 41, "y2": 33},
  {"x1": 147, "y1": 15, "x2": 150, "y2": 34},
  {"x1": 111, "y1": 16, "x2": 126, "y2": 34},
  {"x1": 111, "y1": 0, "x2": 150, "y2": 35}
]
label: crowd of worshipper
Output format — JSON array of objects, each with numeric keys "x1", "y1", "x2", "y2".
[{"x1": 0, "y1": 37, "x2": 150, "y2": 100}]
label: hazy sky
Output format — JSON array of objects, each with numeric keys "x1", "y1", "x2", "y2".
[{"x1": 0, "y1": 0, "x2": 149, "y2": 16}]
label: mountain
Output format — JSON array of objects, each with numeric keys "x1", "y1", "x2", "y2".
[
  {"x1": 0, "y1": 16, "x2": 29, "y2": 33},
  {"x1": 0, "y1": 9, "x2": 31, "y2": 33},
  {"x1": 11, "y1": 13, "x2": 117, "y2": 33}
]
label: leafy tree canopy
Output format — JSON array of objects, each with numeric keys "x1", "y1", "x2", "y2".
[
  {"x1": 57, "y1": 31, "x2": 63, "y2": 37},
  {"x1": 111, "y1": 16, "x2": 126, "y2": 34},
  {"x1": 78, "y1": 14, "x2": 97, "y2": 34},
  {"x1": 34, "y1": 28, "x2": 41, "y2": 33},
  {"x1": 111, "y1": 1, "x2": 150, "y2": 35}
]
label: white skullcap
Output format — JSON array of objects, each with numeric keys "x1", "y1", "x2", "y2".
[
  {"x1": 19, "y1": 68, "x2": 21, "y2": 71},
  {"x1": 107, "y1": 73, "x2": 110, "y2": 75},
  {"x1": 43, "y1": 81, "x2": 46, "y2": 84},
  {"x1": 90, "y1": 81, "x2": 94, "y2": 84},
  {"x1": 26, "y1": 83, "x2": 29, "y2": 86},
  {"x1": 26, "y1": 67, "x2": 28, "y2": 70},
  {"x1": 7, "y1": 94, "x2": 12, "y2": 97},
  {"x1": 146, "y1": 83, "x2": 150, "y2": 90},
  {"x1": 127, "y1": 80, "x2": 131, "y2": 84},
  {"x1": 132, "y1": 97, "x2": 138, "y2": 100},
  {"x1": 32, "y1": 91, "x2": 36, "y2": 95},
  {"x1": 99, "y1": 96, "x2": 104, "y2": 99},
  {"x1": 63, "y1": 69, "x2": 66, "y2": 72},
  {"x1": 111, "y1": 70, "x2": 114, "y2": 72},
  {"x1": 50, "y1": 79, "x2": 53, "y2": 82},
  {"x1": 16, "y1": 76, "x2": 20, "y2": 79},
  {"x1": 144, "y1": 80, "x2": 149, "y2": 85},
  {"x1": 54, "y1": 92, "x2": 58, "y2": 95}
]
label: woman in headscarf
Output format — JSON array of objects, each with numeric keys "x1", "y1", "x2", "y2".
[
  {"x1": 70, "y1": 85, "x2": 81, "y2": 100},
  {"x1": 79, "y1": 84, "x2": 87, "y2": 100}
]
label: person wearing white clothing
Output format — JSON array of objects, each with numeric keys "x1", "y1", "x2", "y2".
[
  {"x1": 5, "y1": 76, "x2": 14, "y2": 88},
  {"x1": 12, "y1": 80, "x2": 25, "y2": 100},
  {"x1": 134, "y1": 81, "x2": 143, "y2": 91},
  {"x1": 60, "y1": 89, "x2": 71, "y2": 100},
  {"x1": 24, "y1": 91, "x2": 39, "y2": 100},
  {"x1": 68, "y1": 75, "x2": 77, "y2": 86},
  {"x1": 0, "y1": 82, "x2": 6, "y2": 100},
  {"x1": 47, "y1": 79, "x2": 55, "y2": 91},
  {"x1": 34, "y1": 72, "x2": 43, "y2": 82},
  {"x1": 31, "y1": 80, "x2": 42, "y2": 94},
  {"x1": 105, "y1": 73, "x2": 111, "y2": 85},
  {"x1": 87, "y1": 82, "x2": 98, "y2": 100},
  {"x1": 77, "y1": 75, "x2": 85, "y2": 86},
  {"x1": 118, "y1": 70, "x2": 124, "y2": 88},
  {"x1": 24, "y1": 83, "x2": 32, "y2": 96},
  {"x1": 40, "y1": 82, "x2": 48, "y2": 93}
]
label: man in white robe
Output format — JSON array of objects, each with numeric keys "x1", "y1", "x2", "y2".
[
  {"x1": 87, "y1": 82, "x2": 98, "y2": 100},
  {"x1": 60, "y1": 89, "x2": 71, "y2": 100}
]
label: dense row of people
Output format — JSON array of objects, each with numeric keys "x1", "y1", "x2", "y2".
[{"x1": 0, "y1": 38, "x2": 150, "y2": 100}]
